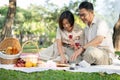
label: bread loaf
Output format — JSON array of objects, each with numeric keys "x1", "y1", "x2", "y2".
[{"x1": 5, "y1": 46, "x2": 19, "y2": 55}]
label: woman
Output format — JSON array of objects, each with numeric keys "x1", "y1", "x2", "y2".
[{"x1": 39, "y1": 10, "x2": 83, "y2": 64}]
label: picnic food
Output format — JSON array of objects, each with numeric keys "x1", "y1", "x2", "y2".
[
  {"x1": 12, "y1": 47, "x2": 19, "y2": 54},
  {"x1": 25, "y1": 61, "x2": 33, "y2": 67},
  {"x1": 5, "y1": 46, "x2": 19, "y2": 55},
  {"x1": 15, "y1": 58, "x2": 25, "y2": 67},
  {"x1": 15, "y1": 58, "x2": 38, "y2": 67},
  {"x1": 32, "y1": 62, "x2": 37, "y2": 67},
  {"x1": 5, "y1": 47, "x2": 12, "y2": 54},
  {"x1": 24, "y1": 61, "x2": 38, "y2": 67}
]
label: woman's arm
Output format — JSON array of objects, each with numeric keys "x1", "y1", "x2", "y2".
[{"x1": 56, "y1": 39, "x2": 68, "y2": 63}]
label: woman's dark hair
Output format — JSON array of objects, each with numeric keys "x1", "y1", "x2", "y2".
[
  {"x1": 79, "y1": 1, "x2": 94, "y2": 11},
  {"x1": 59, "y1": 10, "x2": 74, "y2": 30}
]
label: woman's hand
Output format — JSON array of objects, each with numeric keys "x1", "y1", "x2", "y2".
[
  {"x1": 69, "y1": 39, "x2": 80, "y2": 50},
  {"x1": 60, "y1": 55, "x2": 68, "y2": 64},
  {"x1": 70, "y1": 47, "x2": 83, "y2": 61},
  {"x1": 68, "y1": 39, "x2": 75, "y2": 48}
]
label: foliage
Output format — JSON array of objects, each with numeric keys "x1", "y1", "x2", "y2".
[
  {"x1": 0, "y1": 1, "x2": 86, "y2": 45},
  {"x1": 0, "y1": 16, "x2": 5, "y2": 30},
  {"x1": 0, "y1": 69, "x2": 120, "y2": 80},
  {"x1": 0, "y1": 6, "x2": 8, "y2": 15},
  {"x1": 0, "y1": 6, "x2": 8, "y2": 30}
]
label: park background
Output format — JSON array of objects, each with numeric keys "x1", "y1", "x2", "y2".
[
  {"x1": 0, "y1": 0, "x2": 120, "y2": 80},
  {"x1": 0, "y1": 0, "x2": 120, "y2": 48}
]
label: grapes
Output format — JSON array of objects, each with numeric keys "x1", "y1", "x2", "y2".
[{"x1": 15, "y1": 58, "x2": 26, "y2": 67}]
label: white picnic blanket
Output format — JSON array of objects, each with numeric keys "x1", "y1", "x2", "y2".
[{"x1": 0, "y1": 59, "x2": 120, "y2": 75}]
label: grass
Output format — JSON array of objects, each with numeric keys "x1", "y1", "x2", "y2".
[
  {"x1": 0, "y1": 69, "x2": 120, "y2": 80},
  {"x1": 115, "y1": 51, "x2": 120, "y2": 55},
  {"x1": 22, "y1": 43, "x2": 40, "y2": 53}
]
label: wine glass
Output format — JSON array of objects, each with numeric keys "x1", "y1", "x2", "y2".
[
  {"x1": 68, "y1": 34, "x2": 73, "y2": 46},
  {"x1": 75, "y1": 43, "x2": 80, "y2": 47},
  {"x1": 75, "y1": 40, "x2": 80, "y2": 49},
  {"x1": 69, "y1": 34, "x2": 73, "y2": 39}
]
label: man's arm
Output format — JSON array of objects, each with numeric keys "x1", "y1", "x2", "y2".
[
  {"x1": 70, "y1": 35, "x2": 105, "y2": 61},
  {"x1": 83, "y1": 35, "x2": 105, "y2": 49}
]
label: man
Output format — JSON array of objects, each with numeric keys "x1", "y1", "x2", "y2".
[{"x1": 70, "y1": 1, "x2": 114, "y2": 65}]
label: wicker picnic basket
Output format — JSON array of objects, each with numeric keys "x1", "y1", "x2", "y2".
[
  {"x1": 20, "y1": 40, "x2": 39, "y2": 64},
  {"x1": 21, "y1": 40, "x2": 39, "y2": 53},
  {"x1": 0, "y1": 37, "x2": 22, "y2": 64}
]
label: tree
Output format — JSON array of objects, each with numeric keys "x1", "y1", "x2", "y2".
[
  {"x1": 95, "y1": 0, "x2": 120, "y2": 28},
  {"x1": 113, "y1": 14, "x2": 120, "y2": 51},
  {"x1": 0, "y1": 0, "x2": 16, "y2": 41}
]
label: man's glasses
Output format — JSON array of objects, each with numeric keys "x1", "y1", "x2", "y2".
[{"x1": 78, "y1": 12, "x2": 89, "y2": 18}]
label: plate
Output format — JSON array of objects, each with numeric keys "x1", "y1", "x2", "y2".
[{"x1": 56, "y1": 63, "x2": 70, "y2": 67}]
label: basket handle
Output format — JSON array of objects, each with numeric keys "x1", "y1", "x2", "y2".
[{"x1": 22, "y1": 40, "x2": 39, "y2": 53}]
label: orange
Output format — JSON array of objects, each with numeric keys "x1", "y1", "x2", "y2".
[
  {"x1": 32, "y1": 63, "x2": 37, "y2": 67},
  {"x1": 25, "y1": 61, "x2": 33, "y2": 67}
]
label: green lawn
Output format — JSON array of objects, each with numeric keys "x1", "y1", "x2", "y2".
[
  {"x1": 115, "y1": 51, "x2": 120, "y2": 56},
  {"x1": 22, "y1": 42, "x2": 39, "y2": 53},
  {"x1": 0, "y1": 68, "x2": 120, "y2": 80}
]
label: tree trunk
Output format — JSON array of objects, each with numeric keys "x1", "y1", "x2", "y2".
[
  {"x1": 113, "y1": 14, "x2": 120, "y2": 51},
  {"x1": 0, "y1": 0, "x2": 16, "y2": 41},
  {"x1": 20, "y1": 31, "x2": 23, "y2": 46}
]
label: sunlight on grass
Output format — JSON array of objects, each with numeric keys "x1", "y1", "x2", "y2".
[{"x1": 0, "y1": 69, "x2": 120, "y2": 80}]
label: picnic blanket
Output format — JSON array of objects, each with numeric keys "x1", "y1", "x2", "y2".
[{"x1": 0, "y1": 59, "x2": 120, "y2": 75}]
